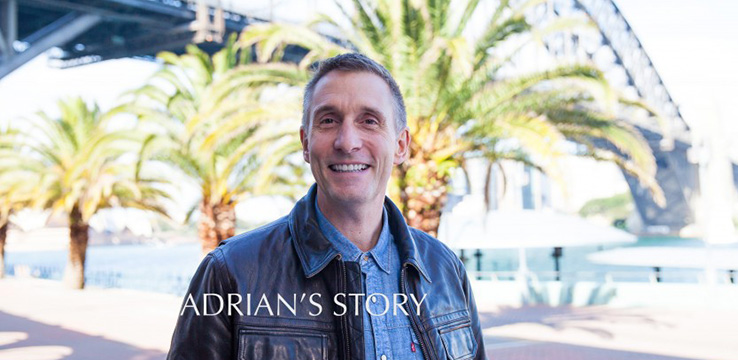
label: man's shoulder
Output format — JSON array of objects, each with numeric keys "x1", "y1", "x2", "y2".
[
  {"x1": 407, "y1": 227, "x2": 463, "y2": 267},
  {"x1": 215, "y1": 215, "x2": 292, "y2": 260},
  {"x1": 408, "y1": 227, "x2": 454, "y2": 252}
]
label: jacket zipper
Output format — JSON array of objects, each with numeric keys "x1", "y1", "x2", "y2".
[{"x1": 402, "y1": 263, "x2": 433, "y2": 360}]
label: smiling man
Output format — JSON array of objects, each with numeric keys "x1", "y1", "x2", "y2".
[{"x1": 168, "y1": 53, "x2": 486, "y2": 360}]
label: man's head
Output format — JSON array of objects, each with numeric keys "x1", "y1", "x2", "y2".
[
  {"x1": 302, "y1": 53, "x2": 407, "y2": 134},
  {"x1": 300, "y1": 53, "x2": 410, "y2": 207}
]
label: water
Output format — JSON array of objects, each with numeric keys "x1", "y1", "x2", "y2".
[
  {"x1": 3, "y1": 237, "x2": 722, "y2": 296},
  {"x1": 5, "y1": 243, "x2": 203, "y2": 295}
]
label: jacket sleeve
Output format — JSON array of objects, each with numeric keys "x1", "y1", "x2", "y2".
[
  {"x1": 167, "y1": 248, "x2": 234, "y2": 360},
  {"x1": 459, "y1": 260, "x2": 488, "y2": 360}
]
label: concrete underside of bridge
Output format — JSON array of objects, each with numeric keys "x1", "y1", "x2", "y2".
[{"x1": 0, "y1": 0, "x2": 263, "y2": 79}]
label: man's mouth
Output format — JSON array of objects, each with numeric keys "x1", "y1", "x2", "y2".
[{"x1": 329, "y1": 163, "x2": 370, "y2": 172}]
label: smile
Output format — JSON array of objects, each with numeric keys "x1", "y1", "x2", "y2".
[{"x1": 329, "y1": 164, "x2": 370, "y2": 172}]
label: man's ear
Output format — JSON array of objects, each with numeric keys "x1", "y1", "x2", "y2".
[
  {"x1": 393, "y1": 127, "x2": 410, "y2": 165},
  {"x1": 300, "y1": 126, "x2": 310, "y2": 163}
]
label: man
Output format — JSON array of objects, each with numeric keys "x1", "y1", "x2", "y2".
[{"x1": 168, "y1": 53, "x2": 486, "y2": 360}]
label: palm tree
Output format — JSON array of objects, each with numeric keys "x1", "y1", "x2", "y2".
[
  {"x1": 0, "y1": 170, "x2": 40, "y2": 279},
  {"x1": 0, "y1": 127, "x2": 40, "y2": 278},
  {"x1": 240, "y1": 0, "x2": 664, "y2": 236},
  {"x1": 122, "y1": 35, "x2": 309, "y2": 255},
  {"x1": 11, "y1": 98, "x2": 168, "y2": 289}
]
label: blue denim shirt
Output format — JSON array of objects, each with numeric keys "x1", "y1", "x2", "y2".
[{"x1": 315, "y1": 199, "x2": 424, "y2": 360}]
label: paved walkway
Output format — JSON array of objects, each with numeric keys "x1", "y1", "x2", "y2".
[
  {"x1": 0, "y1": 279, "x2": 179, "y2": 360},
  {"x1": 481, "y1": 306, "x2": 738, "y2": 360},
  {"x1": 1, "y1": 278, "x2": 737, "y2": 359}
]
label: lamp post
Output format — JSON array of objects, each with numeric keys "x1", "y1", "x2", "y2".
[
  {"x1": 552, "y1": 247, "x2": 563, "y2": 281},
  {"x1": 474, "y1": 249, "x2": 483, "y2": 280}
]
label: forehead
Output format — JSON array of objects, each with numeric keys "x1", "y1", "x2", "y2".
[{"x1": 310, "y1": 70, "x2": 394, "y2": 115}]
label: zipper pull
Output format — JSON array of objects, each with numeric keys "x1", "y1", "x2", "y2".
[{"x1": 411, "y1": 342, "x2": 416, "y2": 352}]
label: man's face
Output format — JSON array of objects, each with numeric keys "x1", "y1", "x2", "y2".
[{"x1": 301, "y1": 70, "x2": 409, "y2": 207}]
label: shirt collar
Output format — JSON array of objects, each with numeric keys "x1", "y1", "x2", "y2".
[
  {"x1": 290, "y1": 184, "x2": 431, "y2": 283},
  {"x1": 314, "y1": 196, "x2": 392, "y2": 274},
  {"x1": 367, "y1": 207, "x2": 392, "y2": 273}
]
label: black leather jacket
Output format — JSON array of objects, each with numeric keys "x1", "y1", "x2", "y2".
[{"x1": 168, "y1": 185, "x2": 486, "y2": 359}]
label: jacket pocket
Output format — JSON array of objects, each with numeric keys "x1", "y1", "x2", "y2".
[
  {"x1": 437, "y1": 320, "x2": 477, "y2": 360},
  {"x1": 238, "y1": 326, "x2": 327, "y2": 360}
]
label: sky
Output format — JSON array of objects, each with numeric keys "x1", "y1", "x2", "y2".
[
  {"x1": 0, "y1": 0, "x2": 736, "y2": 223},
  {"x1": 615, "y1": 0, "x2": 738, "y2": 149}
]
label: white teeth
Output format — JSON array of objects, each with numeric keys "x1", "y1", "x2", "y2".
[{"x1": 331, "y1": 164, "x2": 368, "y2": 172}]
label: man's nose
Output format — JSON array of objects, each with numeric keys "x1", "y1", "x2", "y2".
[{"x1": 334, "y1": 122, "x2": 362, "y2": 153}]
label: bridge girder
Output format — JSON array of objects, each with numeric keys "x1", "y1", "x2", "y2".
[{"x1": 0, "y1": 11, "x2": 101, "y2": 78}]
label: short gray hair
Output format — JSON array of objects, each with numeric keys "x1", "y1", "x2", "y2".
[{"x1": 302, "y1": 53, "x2": 407, "y2": 133}]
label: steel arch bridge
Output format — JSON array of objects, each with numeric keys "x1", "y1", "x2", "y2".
[
  {"x1": 528, "y1": 0, "x2": 698, "y2": 233},
  {"x1": 0, "y1": 0, "x2": 704, "y2": 233}
]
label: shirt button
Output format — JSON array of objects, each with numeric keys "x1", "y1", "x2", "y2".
[
  {"x1": 363, "y1": 255, "x2": 369, "y2": 261},
  {"x1": 371, "y1": 296, "x2": 377, "y2": 303},
  {"x1": 380, "y1": 355, "x2": 387, "y2": 360}
]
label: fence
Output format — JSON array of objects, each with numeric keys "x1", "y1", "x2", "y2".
[
  {"x1": 5, "y1": 263, "x2": 735, "y2": 300},
  {"x1": 468, "y1": 269, "x2": 737, "y2": 284}
]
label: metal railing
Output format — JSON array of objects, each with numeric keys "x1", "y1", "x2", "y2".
[{"x1": 468, "y1": 269, "x2": 735, "y2": 284}]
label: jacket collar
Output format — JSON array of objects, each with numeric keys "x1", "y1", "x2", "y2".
[{"x1": 289, "y1": 184, "x2": 432, "y2": 283}]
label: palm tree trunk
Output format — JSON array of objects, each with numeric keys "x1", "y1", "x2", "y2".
[
  {"x1": 64, "y1": 206, "x2": 89, "y2": 289},
  {"x1": 398, "y1": 163, "x2": 449, "y2": 237},
  {"x1": 0, "y1": 221, "x2": 7, "y2": 279},
  {"x1": 198, "y1": 200, "x2": 236, "y2": 255},
  {"x1": 403, "y1": 184, "x2": 448, "y2": 237}
]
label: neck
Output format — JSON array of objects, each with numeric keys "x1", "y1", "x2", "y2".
[{"x1": 316, "y1": 190, "x2": 384, "y2": 252}]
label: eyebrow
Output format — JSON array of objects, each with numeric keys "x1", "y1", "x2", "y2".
[
  {"x1": 312, "y1": 105, "x2": 339, "y2": 118},
  {"x1": 359, "y1": 106, "x2": 388, "y2": 121}
]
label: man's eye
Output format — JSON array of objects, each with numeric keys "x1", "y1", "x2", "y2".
[
  {"x1": 364, "y1": 118, "x2": 379, "y2": 125},
  {"x1": 320, "y1": 118, "x2": 335, "y2": 124}
]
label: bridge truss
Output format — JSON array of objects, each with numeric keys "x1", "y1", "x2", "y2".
[{"x1": 529, "y1": 0, "x2": 698, "y2": 233}]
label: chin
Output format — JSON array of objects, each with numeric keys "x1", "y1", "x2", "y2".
[{"x1": 330, "y1": 190, "x2": 371, "y2": 204}]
